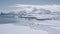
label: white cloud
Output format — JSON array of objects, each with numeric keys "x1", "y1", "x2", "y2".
[{"x1": 8, "y1": 4, "x2": 60, "y2": 13}]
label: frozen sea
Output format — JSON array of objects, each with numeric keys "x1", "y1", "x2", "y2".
[{"x1": 0, "y1": 16, "x2": 60, "y2": 34}]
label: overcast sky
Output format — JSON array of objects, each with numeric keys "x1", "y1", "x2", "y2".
[
  {"x1": 0, "y1": 0, "x2": 60, "y2": 7},
  {"x1": 0, "y1": 0, "x2": 60, "y2": 12}
]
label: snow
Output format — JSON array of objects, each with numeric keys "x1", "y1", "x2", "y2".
[
  {"x1": 0, "y1": 24, "x2": 48, "y2": 34},
  {"x1": 0, "y1": 16, "x2": 60, "y2": 34},
  {"x1": 0, "y1": 4, "x2": 60, "y2": 34}
]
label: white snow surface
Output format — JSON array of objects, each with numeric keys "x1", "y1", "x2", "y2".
[
  {"x1": 0, "y1": 24, "x2": 48, "y2": 34},
  {"x1": 0, "y1": 16, "x2": 60, "y2": 34}
]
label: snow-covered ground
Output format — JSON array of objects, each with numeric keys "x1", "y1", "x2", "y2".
[
  {"x1": 0, "y1": 24, "x2": 48, "y2": 34},
  {"x1": 0, "y1": 17, "x2": 60, "y2": 34}
]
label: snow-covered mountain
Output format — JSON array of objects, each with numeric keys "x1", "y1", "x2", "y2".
[{"x1": 30, "y1": 8, "x2": 51, "y2": 14}]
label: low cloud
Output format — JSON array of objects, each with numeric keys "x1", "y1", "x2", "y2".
[{"x1": 8, "y1": 4, "x2": 60, "y2": 13}]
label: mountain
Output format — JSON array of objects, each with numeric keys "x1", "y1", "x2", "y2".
[{"x1": 30, "y1": 8, "x2": 51, "y2": 14}]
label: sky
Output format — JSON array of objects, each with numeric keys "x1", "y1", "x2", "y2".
[
  {"x1": 0, "y1": 0, "x2": 60, "y2": 7},
  {"x1": 0, "y1": 0, "x2": 60, "y2": 12}
]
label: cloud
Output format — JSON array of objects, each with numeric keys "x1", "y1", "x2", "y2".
[{"x1": 8, "y1": 4, "x2": 60, "y2": 12}]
